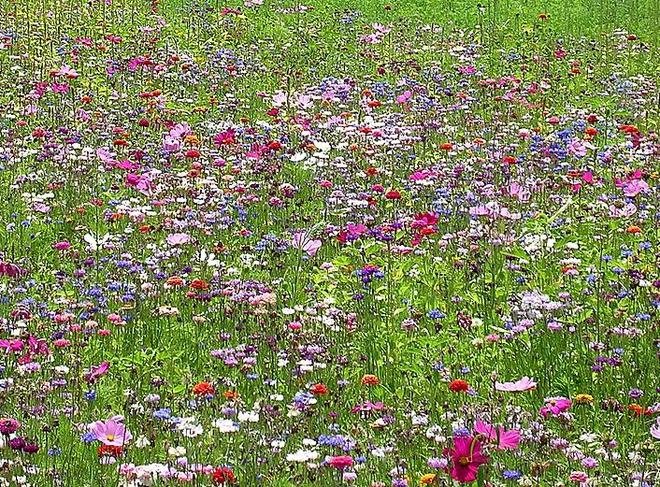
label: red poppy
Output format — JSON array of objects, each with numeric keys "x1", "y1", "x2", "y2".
[
  {"x1": 449, "y1": 379, "x2": 469, "y2": 393},
  {"x1": 385, "y1": 190, "x2": 401, "y2": 200},
  {"x1": 440, "y1": 142, "x2": 453, "y2": 151}
]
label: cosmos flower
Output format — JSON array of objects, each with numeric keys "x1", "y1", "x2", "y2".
[
  {"x1": 444, "y1": 436, "x2": 489, "y2": 483},
  {"x1": 90, "y1": 419, "x2": 132, "y2": 446},
  {"x1": 495, "y1": 377, "x2": 537, "y2": 392},
  {"x1": 540, "y1": 397, "x2": 572, "y2": 418},
  {"x1": 474, "y1": 421, "x2": 520, "y2": 450}
]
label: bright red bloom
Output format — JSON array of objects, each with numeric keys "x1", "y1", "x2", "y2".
[
  {"x1": 192, "y1": 382, "x2": 215, "y2": 396},
  {"x1": 445, "y1": 436, "x2": 489, "y2": 483},
  {"x1": 385, "y1": 190, "x2": 401, "y2": 200},
  {"x1": 360, "y1": 374, "x2": 380, "y2": 386},
  {"x1": 97, "y1": 444, "x2": 123, "y2": 458},
  {"x1": 310, "y1": 383, "x2": 329, "y2": 395},
  {"x1": 212, "y1": 466, "x2": 236, "y2": 484},
  {"x1": 449, "y1": 379, "x2": 469, "y2": 393},
  {"x1": 189, "y1": 279, "x2": 209, "y2": 290}
]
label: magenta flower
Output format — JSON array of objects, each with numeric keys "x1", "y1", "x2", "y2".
[
  {"x1": 91, "y1": 419, "x2": 132, "y2": 446},
  {"x1": 540, "y1": 397, "x2": 572, "y2": 418},
  {"x1": 444, "y1": 436, "x2": 489, "y2": 483},
  {"x1": 0, "y1": 418, "x2": 21, "y2": 435},
  {"x1": 52, "y1": 241, "x2": 71, "y2": 251},
  {"x1": 327, "y1": 455, "x2": 354, "y2": 470}
]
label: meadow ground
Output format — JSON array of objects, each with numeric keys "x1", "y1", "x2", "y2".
[{"x1": 0, "y1": 0, "x2": 659, "y2": 486}]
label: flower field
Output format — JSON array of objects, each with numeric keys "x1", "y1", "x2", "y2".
[{"x1": 0, "y1": 0, "x2": 658, "y2": 485}]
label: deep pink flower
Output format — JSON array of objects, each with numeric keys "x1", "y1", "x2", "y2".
[
  {"x1": 444, "y1": 436, "x2": 489, "y2": 483},
  {"x1": 540, "y1": 397, "x2": 572, "y2": 418},
  {"x1": 327, "y1": 455, "x2": 354, "y2": 470}
]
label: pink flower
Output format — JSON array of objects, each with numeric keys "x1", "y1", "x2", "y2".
[
  {"x1": 568, "y1": 471, "x2": 589, "y2": 484},
  {"x1": 291, "y1": 232, "x2": 322, "y2": 257},
  {"x1": 495, "y1": 376, "x2": 537, "y2": 392},
  {"x1": 166, "y1": 233, "x2": 191, "y2": 246},
  {"x1": 474, "y1": 421, "x2": 520, "y2": 450},
  {"x1": 327, "y1": 455, "x2": 354, "y2": 470},
  {"x1": 84, "y1": 361, "x2": 110, "y2": 384},
  {"x1": 53, "y1": 241, "x2": 71, "y2": 251},
  {"x1": 396, "y1": 90, "x2": 413, "y2": 104},
  {"x1": 651, "y1": 419, "x2": 660, "y2": 440},
  {"x1": 91, "y1": 418, "x2": 132, "y2": 446},
  {"x1": 540, "y1": 397, "x2": 572, "y2": 418},
  {"x1": 567, "y1": 139, "x2": 587, "y2": 158},
  {"x1": 444, "y1": 436, "x2": 489, "y2": 484},
  {"x1": 623, "y1": 178, "x2": 649, "y2": 197}
]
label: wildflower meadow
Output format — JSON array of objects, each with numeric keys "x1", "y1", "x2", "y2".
[{"x1": 0, "y1": 0, "x2": 659, "y2": 485}]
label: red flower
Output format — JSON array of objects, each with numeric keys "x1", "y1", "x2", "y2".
[
  {"x1": 310, "y1": 383, "x2": 328, "y2": 395},
  {"x1": 449, "y1": 379, "x2": 469, "y2": 393},
  {"x1": 185, "y1": 149, "x2": 200, "y2": 158},
  {"x1": 212, "y1": 466, "x2": 236, "y2": 484},
  {"x1": 440, "y1": 142, "x2": 453, "y2": 151},
  {"x1": 502, "y1": 155, "x2": 517, "y2": 165},
  {"x1": 98, "y1": 444, "x2": 123, "y2": 458},
  {"x1": 192, "y1": 382, "x2": 215, "y2": 396},
  {"x1": 189, "y1": 279, "x2": 209, "y2": 290},
  {"x1": 385, "y1": 190, "x2": 401, "y2": 200},
  {"x1": 360, "y1": 374, "x2": 380, "y2": 386}
]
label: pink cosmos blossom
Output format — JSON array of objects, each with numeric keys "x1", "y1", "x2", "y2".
[
  {"x1": 623, "y1": 178, "x2": 649, "y2": 197},
  {"x1": 291, "y1": 232, "x2": 322, "y2": 257},
  {"x1": 651, "y1": 419, "x2": 660, "y2": 440},
  {"x1": 166, "y1": 233, "x2": 191, "y2": 246},
  {"x1": 495, "y1": 376, "x2": 537, "y2": 392},
  {"x1": 474, "y1": 421, "x2": 521, "y2": 450},
  {"x1": 91, "y1": 418, "x2": 132, "y2": 446},
  {"x1": 53, "y1": 241, "x2": 71, "y2": 251},
  {"x1": 396, "y1": 90, "x2": 412, "y2": 104}
]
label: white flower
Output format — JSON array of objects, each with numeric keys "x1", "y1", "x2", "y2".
[
  {"x1": 212, "y1": 419, "x2": 239, "y2": 433},
  {"x1": 286, "y1": 449, "x2": 319, "y2": 462},
  {"x1": 135, "y1": 436, "x2": 150, "y2": 448},
  {"x1": 238, "y1": 411, "x2": 259, "y2": 423}
]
